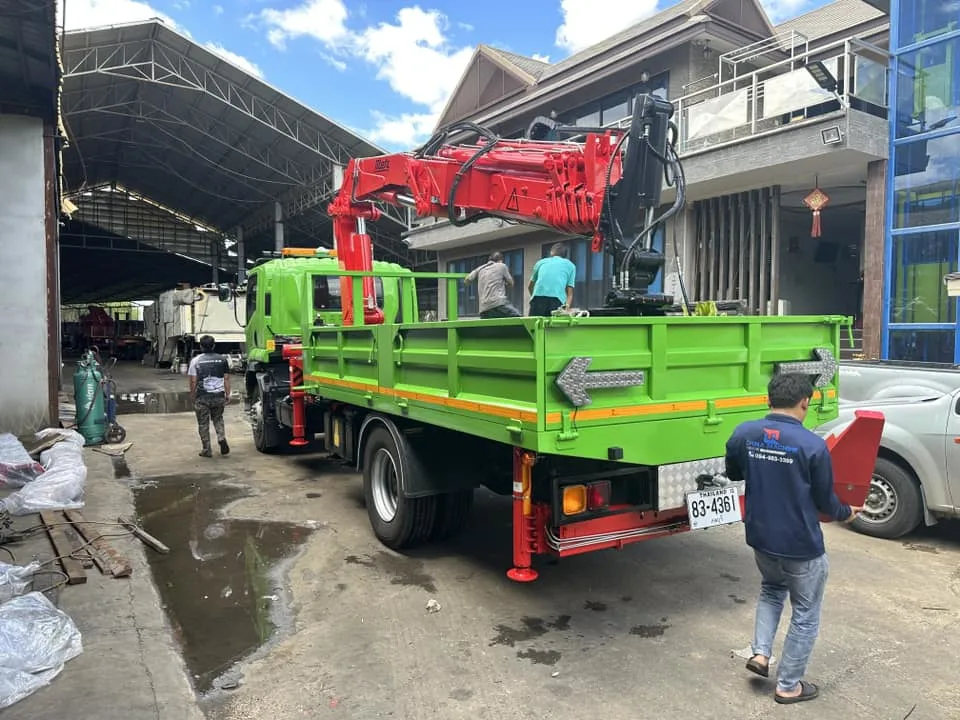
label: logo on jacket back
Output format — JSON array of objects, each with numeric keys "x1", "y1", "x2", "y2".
[
  {"x1": 747, "y1": 425, "x2": 799, "y2": 455},
  {"x1": 763, "y1": 428, "x2": 781, "y2": 442}
]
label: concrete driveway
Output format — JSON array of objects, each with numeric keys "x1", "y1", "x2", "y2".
[{"x1": 110, "y1": 394, "x2": 960, "y2": 720}]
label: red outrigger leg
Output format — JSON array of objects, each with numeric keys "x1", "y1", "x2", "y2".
[
  {"x1": 507, "y1": 448, "x2": 540, "y2": 582},
  {"x1": 281, "y1": 345, "x2": 310, "y2": 448}
]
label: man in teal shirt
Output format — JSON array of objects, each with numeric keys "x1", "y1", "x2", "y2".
[{"x1": 528, "y1": 243, "x2": 576, "y2": 316}]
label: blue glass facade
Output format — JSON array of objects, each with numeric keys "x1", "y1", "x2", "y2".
[{"x1": 884, "y1": 0, "x2": 960, "y2": 363}]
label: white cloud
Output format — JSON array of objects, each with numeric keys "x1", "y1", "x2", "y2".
[
  {"x1": 259, "y1": 0, "x2": 350, "y2": 50},
  {"x1": 204, "y1": 42, "x2": 265, "y2": 79},
  {"x1": 213, "y1": 5, "x2": 224, "y2": 15},
  {"x1": 366, "y1": 110, "x2": 438, "y2": 148},
  {"x1": 258, "y1": 1, "x2": 474, "y2": 148},
  {"x1": 555, "y1": 0, "x2": 659, "y2": 54},
  {"x1": 532, "y1": 53, "x2": 551, "y2": 63},
  {"x1": 61, "y1": 0, "x2": 175, "y2": 30}
]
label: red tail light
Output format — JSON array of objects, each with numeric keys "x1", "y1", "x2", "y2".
[{"x1": 587, "y1": 481, "x2": 611, "y2": 510}]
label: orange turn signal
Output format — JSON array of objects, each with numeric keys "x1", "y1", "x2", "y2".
[{"x1": 562, "y1": 485, "x2": 587, "y2": 515}]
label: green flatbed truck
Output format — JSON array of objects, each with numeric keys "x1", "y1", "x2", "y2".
[
  {"x1": 241, "y1": 93, "x2": 882, "y2": 581},
  {"x1": 242, "y1": 249, "x2": 860, "y2": 581}
]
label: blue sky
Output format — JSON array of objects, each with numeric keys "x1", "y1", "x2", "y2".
[{"x1": 65, "y1": 0, "x2": 835, "y2": 149}]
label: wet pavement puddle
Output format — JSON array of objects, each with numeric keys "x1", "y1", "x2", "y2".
[
  {"x1": 118, "y1": 391, "x2": 195, "y2": 414},
  {"x1": 133, "y1": 473, "x2": 312, "y2": 694},
  {"x1": 117, "y1": 390, "x2": 243, "y2": 415}
]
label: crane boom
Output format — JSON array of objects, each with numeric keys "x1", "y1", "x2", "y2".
[{"x1": 328, "y1": 93, "x2": 685, "y2": 325}]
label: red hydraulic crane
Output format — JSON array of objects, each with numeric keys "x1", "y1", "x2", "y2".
[{"x1": 327, "y1": 94, "x2": 687, "y2": 325}]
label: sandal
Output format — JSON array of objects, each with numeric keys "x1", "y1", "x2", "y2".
[
  {"x1": 775, "y1": 681, "x2": 820, "y2": 704},
  {"x1": 745, "y1": 657, "x2": 769, "y2": 678}
]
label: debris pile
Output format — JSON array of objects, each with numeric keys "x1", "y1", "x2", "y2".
[{"x1": 0, "y1": 430, "x2": 87, "y2": 516}]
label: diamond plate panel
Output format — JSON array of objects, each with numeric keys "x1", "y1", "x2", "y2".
[{"x1": 658, "y1": 457, "x2": 745, "y2": 510}]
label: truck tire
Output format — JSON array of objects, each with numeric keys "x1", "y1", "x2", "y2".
[
  {"x1": 362, "y1": 426, "x2": 436, "y2": 549},
  {"x1": 853, "y1": 457, "x2": 923, "y2": 540},
  {"x1": 430, "y1": 489, "x2": 474, "y2": 541},
  {"x1": 251, "y1": 385, "x2": 291, "y2": 454}
]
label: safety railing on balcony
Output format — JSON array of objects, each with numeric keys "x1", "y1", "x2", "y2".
[{"x1": 605, "y1": 36, "x2": 890, "y2": 156}]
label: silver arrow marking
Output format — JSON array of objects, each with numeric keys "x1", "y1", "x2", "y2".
[
  {"x1": 775, "y1": 347, "x2": 838, "y2": 388},
  {"x1": 556, "y1": 357, "x2": 645, "y2": 408}
]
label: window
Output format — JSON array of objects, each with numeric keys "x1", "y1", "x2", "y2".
[
  {"x1": 894, "y1": 133, "x2": 960, "y2": 228},
  {"x1": 313, "y1": 275, "x2": 385, "y2": 311},
  {"x1": 447, "y1": 249, "x2": 524, "y2": 316},
  {"x1": 264, "y1": 292, "x2": 272, "y2": 317},
  {"x1": 246, "y1": 274, "x2": 257, "y2": 323},
  {"x1": 540, "y1": 240, "x2": 611, "y2": 309},
  {"x1": 898, "y1": 0, "x2": 959, "y2": 48},
  {"x1": 560, "y1": 72, "x2": 670, "y2": 129},
  {"x1": 888, "y1": 328, "x2": 956, "y2": 363},
  {"x1": 889, "y1": 230, "x2": 958, "y2": 324},
  {"x1": 895, "y1": 36, "x2": 960, "y2": 138}
]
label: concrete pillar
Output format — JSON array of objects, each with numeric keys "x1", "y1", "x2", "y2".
[
  {"x1": 862, "y1": 159, "x2": 886, "y2": 359},
  {"x1": 0, "y1": 115, "x2": 53, "y2": 433},
  {"x1": 274, "y1": 201, "x2": 284, "y2": 251},
  {"x1": 235, "y1": 225, "x2": 245, "y2": 281}
]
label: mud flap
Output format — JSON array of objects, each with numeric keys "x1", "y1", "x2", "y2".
[{"x1": 821, "y1": 409, "x2": 885, "y2": 519}]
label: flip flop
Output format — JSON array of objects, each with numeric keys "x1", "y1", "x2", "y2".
[
  {"x1": 745, "y1": 657, "x2": 769, "y2": 678},
  {"x1": 775, "y1": 681, "x2": 820, "y2": 704}
]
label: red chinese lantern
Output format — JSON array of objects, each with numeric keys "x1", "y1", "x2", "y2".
[{"x1": 802, "y1": 187, "x2": 830, "y2": 238}]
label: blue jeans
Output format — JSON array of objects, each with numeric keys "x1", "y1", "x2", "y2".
[{"x1": 752, "y1": 550, "x2": 829, "y2": 693}]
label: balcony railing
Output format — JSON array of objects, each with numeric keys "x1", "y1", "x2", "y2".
[{"x1": 603, "y1": 36, "x2": 890, "y2": 155}]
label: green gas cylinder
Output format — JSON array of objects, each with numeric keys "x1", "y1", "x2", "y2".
[{"x1": 74, "y1": 350, "x2": 105, "y2": 446}]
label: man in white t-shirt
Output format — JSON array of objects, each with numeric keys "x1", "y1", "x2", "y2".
[{"x1": 187, "y1": 335, "x2": 231, "y2": 457}]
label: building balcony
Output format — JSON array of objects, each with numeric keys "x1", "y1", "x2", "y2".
[{"x1": 405, "y1": 34, "x2": 892, "y2": 252}]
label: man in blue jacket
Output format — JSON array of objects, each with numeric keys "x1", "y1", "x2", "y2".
[{"x1": 724, "y1": 373, "x2": 860, "y2": 705}]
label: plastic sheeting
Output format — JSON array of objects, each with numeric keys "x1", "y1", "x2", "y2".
[
  {"x1": 0, "y1": 591, "x2": 83, "y2": 709},
  {"x1": 0, "y1": 429, "x2": 87, "y2": 516},
  {"x1": 0, "y1": 561, "x2": 41, "y2": 604},
  {"x1": 0, "y1": 434, "x2": 44, "y2": 488}
]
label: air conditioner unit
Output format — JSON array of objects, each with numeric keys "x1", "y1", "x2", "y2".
[{"x1": 945, "y1": 272, "x2": 960, "y2": 297}]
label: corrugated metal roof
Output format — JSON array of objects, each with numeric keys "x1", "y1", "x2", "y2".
[
  {"x1": 775, "y1": 0, "x2": 886, "y2": 41},
  {"x1": 483, "y1": 46, "x2": 550, "y2": 80}
]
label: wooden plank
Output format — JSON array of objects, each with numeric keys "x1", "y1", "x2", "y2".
[
  {"x1": 39, "y1": 510, "x2": 86, "y2": 585},
  {"x1": 63, "y1": 509, "x2": 133, "y2": 578},
  {"x1": 58, "y1": 514, "x2": 94, "y2": 568},
  {"x1": 118, "y1": 516, "x2": 170, "y2": 554}
]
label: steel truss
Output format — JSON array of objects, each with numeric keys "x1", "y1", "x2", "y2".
[
  {"x1": 62, "y1": 31, "x2": 415, "y2": 263},
  {"x1": 66, "y1": 185, "x2": 223, "y2": 266}
]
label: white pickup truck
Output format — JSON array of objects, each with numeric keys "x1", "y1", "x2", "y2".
[{"x1": 818, "y1": 361, "x2": 960, "y2": 539}]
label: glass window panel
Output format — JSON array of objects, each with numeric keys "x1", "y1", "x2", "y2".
[
  {"x1": 898, "y1": 0, "x2": 960, "y2": 48},
  {"x1": 888, "y1": 328, "x2": 956, "y2": 364},
  {"x1": 576, "y1": 109, "x2": 601, "y2": 127},
  {"x1": 889, "y1": 230, "x2": 959, "y2": 324},
  {"x1": 602, "y1": 98, "x2": 629, "y2": 125},
  {"x1": 895, "y1": 36, "x2": 960, "y2": 138},
  {"x1": 894, "y1": 133, "x2": 960, "y2": 228}
]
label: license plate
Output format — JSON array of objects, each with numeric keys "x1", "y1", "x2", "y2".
[{"x1": 686, "y1": 487, "x2": 742, "y2": 530}]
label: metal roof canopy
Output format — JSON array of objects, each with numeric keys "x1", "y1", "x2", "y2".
[
  {"x1": 61, "y1": 20, "x2": 428, "y2": 278},
  {"x1": 0, "y1": 0, "x2": 58, "y2": 120}
]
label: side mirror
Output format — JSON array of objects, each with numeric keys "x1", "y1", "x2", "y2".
[{"x1": 217, "y1": 284, "x2": 232, "y2": 302}]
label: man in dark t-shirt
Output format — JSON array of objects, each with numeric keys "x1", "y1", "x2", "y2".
[
  {"x1": 187, "y1": 335, "x2": 231, "y2": 457},
  {"x1": 725, "y1": 373, "x2": 861, "y2": 705}
]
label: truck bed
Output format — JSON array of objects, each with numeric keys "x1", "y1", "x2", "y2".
[{"x1": 301, "y1": 314, "x2": 844, "y2": 466}]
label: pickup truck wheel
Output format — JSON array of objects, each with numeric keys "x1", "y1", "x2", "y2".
[
  {"x1": 430, "y1": 489, "x2": 474, "y2": 541},
  {"x1": 853, "y1": 457, "x2": 923, "y2": 539},
  {"x1": 363, "y1": 427, "x2": 436, "y2": 549}
]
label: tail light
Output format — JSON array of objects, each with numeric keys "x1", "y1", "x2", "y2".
[
  {"x1": 587, "y1": 481, "x2": 611, "y2": 510},
  {"x1": 562, "y1": 480, "x2": 612, "y2": 516}
]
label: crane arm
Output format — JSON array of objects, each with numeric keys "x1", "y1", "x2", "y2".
[{"x1": 328, "y1": 93, "x2": 684, "y2": 325}]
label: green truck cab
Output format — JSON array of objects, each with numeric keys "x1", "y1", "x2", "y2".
[{"x1": 244, "y1": 249, "x2": 854, "y2": 581}]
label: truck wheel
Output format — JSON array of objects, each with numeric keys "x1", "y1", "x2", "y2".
[
  {"x1": 251, "y1": 385, "x2": 291, "y2": 454},
  {"x1": 430, "y1": 490, "x2": 474, "y2": 541},
  {"x1": 853, "y1": 457, "x2": 923, "y2": 539},
  {"x1": 363, "y1": 426, "x2": 436, "y2": 549}
]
